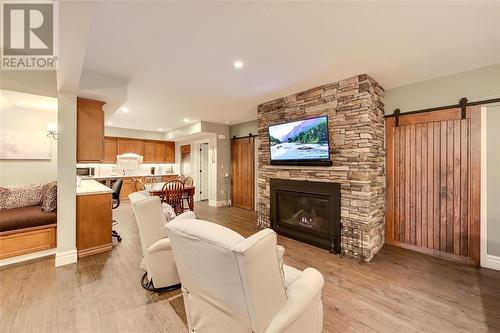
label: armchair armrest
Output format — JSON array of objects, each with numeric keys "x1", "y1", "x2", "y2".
[
  {"x1": 265, "y1": 268, "x2": 324, "y2": 333},
  {"x1": 173, "y1": 211, "x2": 196, "y2": 221},
  {"x1": 148, "y1": 237, "x2": 172, "y2": 254}
]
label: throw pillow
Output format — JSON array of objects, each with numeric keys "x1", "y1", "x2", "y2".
[
  {"x1": 0, "y1": 184, "x2": 43, "y2": 210},
  {"x1": 41, "y1": 181, "x2": 57, "y2": 212},
  {"x1": 162, "y1": 202, "x2": 177, "y2": 222}
]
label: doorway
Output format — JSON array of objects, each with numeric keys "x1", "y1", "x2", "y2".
[
  {"x1": 231, "y1": 136, "x2": 255, "y2": 210},
  {"x1": 199, "y1": 143, "x2": 209, "y2": 201}
]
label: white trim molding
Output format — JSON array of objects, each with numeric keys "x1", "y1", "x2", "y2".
[
  {"x1": 0, "y1": 248, "x2": 56, "y2": 267},
  {"x1": 55, "y1": 249, "x2": 78, "y2": 267},
  {"x1": 480, "y1": 106, "x2": 500, "y2": 271}
]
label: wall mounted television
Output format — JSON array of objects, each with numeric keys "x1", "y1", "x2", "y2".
[{"x1": 269, "y1": 115, "x2": 332, "y2": 166}]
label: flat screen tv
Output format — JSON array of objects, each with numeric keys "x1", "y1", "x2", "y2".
[{"x1": 269, "y1": 115, "x2": 332, "y2": 166}]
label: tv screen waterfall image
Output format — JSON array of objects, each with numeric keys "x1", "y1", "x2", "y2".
[{"x1": 269, "y1": 116, "x2": 330, "y2": 161}]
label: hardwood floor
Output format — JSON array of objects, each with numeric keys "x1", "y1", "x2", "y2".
[{"x1": 1, "y1": 202, "x2": 500, "y2": 332}]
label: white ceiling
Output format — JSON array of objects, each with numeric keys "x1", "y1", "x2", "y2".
[
  {"x1": 1, "y1": 90, "x2": 58, "y2": 113},
  {"x1": 80, "y1": 1, "x2": 500, "y2": 132}
]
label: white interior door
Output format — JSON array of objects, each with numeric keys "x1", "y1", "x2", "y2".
[{"x1": 199, "y1": 143, "x2": 209, "y2": 201}]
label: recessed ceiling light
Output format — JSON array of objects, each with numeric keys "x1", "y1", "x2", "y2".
[
  {"x1": 183, "y1": 118, "x2": 189, "y2": 123},
  {"x1": 233, "y1": 60, "x2": 243, "y2": 69},
  {"x1": 225, "y1": 121, "x2": 230, "y2": 124},
  {"x1": 121, "y1": 107, "x2": 129, "y2": 113},
  {"x1": 106, "y1": 121, "x2": 113, "y2": 126},
  {"x1": 158, "y1": 128, "x2": 163, "y2": 131}
]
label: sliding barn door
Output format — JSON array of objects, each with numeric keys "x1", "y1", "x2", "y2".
[
  {"x1": 231, "y1": 137, "x2": 255, "y2": 210},
  {"x1": 385, "y1": 107, "x2": 481, "y2": 265}
]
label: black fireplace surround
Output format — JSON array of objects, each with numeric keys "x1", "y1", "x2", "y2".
[{"x1": 270, "y1": 179, "x2": 341, "y2": 253}]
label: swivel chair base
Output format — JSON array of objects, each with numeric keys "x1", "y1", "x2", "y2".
[
  {"x1": 112, "y1": 219, "x2": 122, "y2": 242},
  {"x1": 141, "y1": 273, "x2": 181, "y2": 292}
]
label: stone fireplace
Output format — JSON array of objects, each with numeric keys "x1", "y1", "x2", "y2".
[{"x1": 257, "y1": 74, "x2": 385, "y2": 261}]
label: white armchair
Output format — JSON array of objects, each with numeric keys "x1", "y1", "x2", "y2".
[
  {"x1": 129, "y1": 193, "x2": 194, "y2": 292},
  {"x1": 166, "y1": 218, "x2": 324, "y2": 333}
]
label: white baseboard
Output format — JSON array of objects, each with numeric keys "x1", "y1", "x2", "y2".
[
  {"x1": 0, "y1": 248, "x2": 56, "y2": 267},
  {"x1": 55, "y1": 249, "x2": 78, "y2": 267},
  {"x1": 208, "y1": 200, "x2": 228, "y2": 207},
  {"x1": 482, "y1": 254, "x2": 500, "y2": 271}
]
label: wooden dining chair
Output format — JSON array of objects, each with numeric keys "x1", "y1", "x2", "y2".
[
  {"x1": 184, "y1": 176, "x2": 193, "y2": 187},
  {"x1": 143, "y1": 176, "x2": 158, "y2": 189},
  {"x1": 132, "y1": 178, "x2": 146, "y2": 191},
  {"x1": 161, "y1": 180, "x2": 185, "y2": 215},
  {"x1": 182, "y1": 177, "x2": 194, "y2": 210}
]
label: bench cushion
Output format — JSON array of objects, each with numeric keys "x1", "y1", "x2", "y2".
[{"x1": 0, "y1": 206, "x2": 57, "y2": 232}]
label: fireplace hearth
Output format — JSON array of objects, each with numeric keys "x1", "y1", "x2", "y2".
[{"x1": 270, "y1": 179, "x2": 341, "y2": 253}]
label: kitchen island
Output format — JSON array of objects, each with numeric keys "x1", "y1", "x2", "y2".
[{"x1": 76, "y1": 180, "x2": 113, "y2": 258}]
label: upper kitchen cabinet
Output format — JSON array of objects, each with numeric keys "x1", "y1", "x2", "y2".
[
  {"x1": 103, "y1": 137, "x2": 118, "y2": 163},
  {"x1": 77, "y1": 98, "x2": 105, "y2": 163},
  {"x1": 165, "y1": 141, "x2": 175, "y2": 163},
  {"x1": 144, "y1": 140, "x2": 175, "y2": 163},
  {"x1": 143, "y1": 141, "x2": 156, "y2": 163},
  {"x1": 117, "y1": 138, "x2": 144, "y2": 156}
]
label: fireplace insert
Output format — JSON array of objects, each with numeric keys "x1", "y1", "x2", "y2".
[{"x1": 270, "y1": 179, "x2": 341, "y2": 253}]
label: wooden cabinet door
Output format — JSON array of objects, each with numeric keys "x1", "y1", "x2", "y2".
[
  {"x1": 143, "y1": 142, "x2": 156, "y2": 163},
  {"x1": 117, "y1": 139, "x2": 144, "y2": 156},
  {"x1": 155, "y1": 142, "x2": 166, "y2": 162},
  {"x1": 77, "y1": 98, "x2": 105, "y2": 162},
  {"x1": 120, "y1": 178, "x2": 135, "y2": 201},
  {"x1": 165, "y1": 142, "x2": 175, "y2": 163},
  {"x1": 103, "y1": 137, "x2": 117, "y2": 163}
]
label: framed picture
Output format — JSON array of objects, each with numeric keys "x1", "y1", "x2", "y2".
[{"x1": 0, "y1": 130, "x2": 51, "y2": 160}]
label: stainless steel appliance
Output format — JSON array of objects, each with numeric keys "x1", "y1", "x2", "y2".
[{"x1": 77, "y1": 167, "x2": 95, "y2": 178}]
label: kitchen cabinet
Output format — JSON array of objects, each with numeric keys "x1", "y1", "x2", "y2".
[
  {"x1": 143, "y1": 141, "x2": 156, "y2": 163},
  {"x1": 117, "y1": 138, "x2": 144, "y2": 156},
  {"x1": 77, "y1": 98, "x2": 105, "y2": 162},
  {"x1": 154, "y1": 142, "x2": 166, "y2": 162},
  {"x1": 143, "y1": 141, "x2": 175, "y2": 163},
  {"x1": 103, "y1": 137, "x2": 117, "y2": 163},
  {"x1": 165, "y1": 142, "x2": 175, "y2": 163},
  {"x1": 120, "y1": 178, "x2": 135, "y2": 201}
]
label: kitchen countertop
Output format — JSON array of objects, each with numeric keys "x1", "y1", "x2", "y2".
[{"x1": 76, "y1": 179, "x2": 114, "y2": 196}]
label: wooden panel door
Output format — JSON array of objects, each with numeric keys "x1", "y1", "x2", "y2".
[
  {"x1": 385, "y1": 107, "x2": 480, "y2": 265},
  {"x1": 231, "y1": 137, "x2": 255, "y2": 210},
  {"x1": 103, "y1": 137, "x2": 117, "y2": 163},
  {"x1": 77, "y1": 98, "x2": 105, "y2": 162}
]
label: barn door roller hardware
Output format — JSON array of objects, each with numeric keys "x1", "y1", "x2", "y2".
[
  {"x1": 459, "y1": 97, "x2": 468, "y2": 119},
  {"x1": 394, "y1": 108, "x2": 401, "y2": 127}
]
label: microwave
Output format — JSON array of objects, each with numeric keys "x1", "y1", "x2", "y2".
[{"x1": 77, "y1": 167, "x2": 95, "y2": 177}]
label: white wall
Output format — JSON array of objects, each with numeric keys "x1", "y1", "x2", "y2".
[
  {"x1": 385, "y1": 63, "x2": 500, "y2": 114},
  {"x1": 105, "y1": 126, "x2": 165, "y2": 140},
  {"x1": 0, "y1": 108, "x2": 58, "y2": 186},
  {"x1": 486, "y1": 105, "x2": 500, "y2": 258}
]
